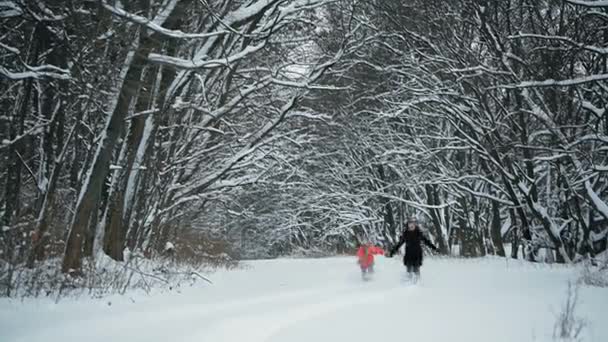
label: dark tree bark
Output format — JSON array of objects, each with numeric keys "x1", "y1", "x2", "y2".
[
  {"x1": 62, "y1": 30, "x2": 144, "y2": 273},
  {"x1": 425, "y1": 184, "x2": 448, "y2": 254},
  {"x1": 490, "y1": 199, "x2": 506, "y2": 257}
]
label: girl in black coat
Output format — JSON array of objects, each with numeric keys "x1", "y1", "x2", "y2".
[{"x1": 388, "y1": 217, "x2": 437, "y2": 279}]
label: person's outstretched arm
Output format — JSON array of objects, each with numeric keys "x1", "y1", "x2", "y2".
[
  {"x1": 370, "y1": 246, "x2": 384, "y2": 255},
  {"x1": 389, "y1": 235, "x2": 406, "y2": 257},
  {"x1": 420, "y1": 231, "x2": 438, "y2": 251}
]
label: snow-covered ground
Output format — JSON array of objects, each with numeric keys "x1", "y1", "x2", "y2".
[{"x1": 1, "y1": 256, "x2": 607, "y2": 342}]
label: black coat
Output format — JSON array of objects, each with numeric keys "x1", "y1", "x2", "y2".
[{"x1": 390, "y1": 228, "x2": 437, "y2": 267}]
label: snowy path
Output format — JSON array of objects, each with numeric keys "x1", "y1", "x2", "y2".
[{"x1": 1, "y1": 257, "x2": 607, "y2": 342}]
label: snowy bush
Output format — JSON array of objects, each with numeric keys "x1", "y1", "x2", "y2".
[
  {"x1": 287, "y1": 246, "x2": 336, "y2": 259},
  {"x1": 166, "y1": 229, "x2": 239, "y2": 269},
  {"x1": 1, "y1": 252, "x2": 222, "y2": 300},
  {"x1": 578, "y1": 254, "x2": 608, "y2": 288},
  {"x1": 1, "y1": 223, "x2": 238, "y2": 299},
  {"x1": 552, "y1": 282, "x2": 586, "y2": 342}
]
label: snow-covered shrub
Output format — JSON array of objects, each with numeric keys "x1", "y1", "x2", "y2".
[
  {"x1": 166, "y1": 228, "x2": 238, "y2": 269},
  {"x1": 578, "y1": 253, "x2": 608, "y2": 288},
  {"x1": 1, "y1": 223, "x2": 238, "y2": 298},
  {"x1": 2, "y1": 249, "x2": 222, "y2": 300},
  {"x1": 287, "y1": 246, "x2": 336, "y2": 258},
  {"x1": 552, "y1": 282, "x2": 586, "y2": 342}
]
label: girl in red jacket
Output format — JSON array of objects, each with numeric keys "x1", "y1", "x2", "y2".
[{"x1": 356, "y1": 242, "x2": 385, "y2": 278}]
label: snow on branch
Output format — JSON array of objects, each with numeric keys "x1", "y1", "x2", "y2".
[
  {"x1": 566, "y1": 134, "x2": 608, "y2": 148},
  {"x1": 286, "y1": 111, "x2": 332, "y2": 121},
  {"x1": 270, "y1": 78, "x2": 348, "y2": 90},
  {"x1": 0, "y1": 1, "x2": 22, "y2": 18},
  {"x1": 567, "y1": 0, "x2": 608, "y2": 7},
  {"x1": 517, "y1": 181, "x2": 572, "y2": 263},
  {"x1": 0, "y1": 64, "x2": 70, "y2": 80},
  {"x1": 502, "y1": 73, "x2": 608, "y2": 88},
  {"x1": 124, "y1": 108, "x2": 160, "y2": 120},
  {"x1": 450, "y1": 182, "x2": 515, "y2": 206},
  {"x1": 162, "y1": 147, "x2": 259, "y2": 213},
  {"x1": 103, "y1": 2, "x2": 229, "y2": 39},
  {"x1": 370, "y1": 191, "x2": 457, "y2": 210},
  {"x1": 0, "y1": 123, "x2": 48, "y2": 150},
  {"x1": 594, "y1": 165, "x2": 608, "y2": 172},
  {"x1": 509, "y1": 33, "x2": 608, "y2": 55},
  {"x1": 150, "y1": 0, "x2": 178, "y2": 28},
  {"x1": 249, "y1": 95, "x2": 299, "y2": 147},
  {"x1": 102, "y1": 1, "x2": 229, "y2": 39},
  {"x1": 0, "y1": 41, "x2": 19, "y2": 54},
  {"x1": 585, "y1": 181, "x2": 608, "y2": 220},
  {"x1": 578, "y1": 100, "x2": 606, "y2": 117},
  {"x1": 148, "y1": 42, "x2": 266, "y2": 69},
  {"x1": 223, "y1": 0, "x2": 279, "y2": 24},
  {"x1": 173, "y1": 76, "x2": 273, "y2": 125},
  {"x1": 165, "y1": 96, "x2": 300, "y2": 212}
]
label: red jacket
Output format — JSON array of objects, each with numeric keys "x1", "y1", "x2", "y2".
[{"x1": 356, "y1": 245, "x2": 384, "y2": 268}]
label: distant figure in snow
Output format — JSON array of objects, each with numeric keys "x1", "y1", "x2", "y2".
[
  {"x1": 388, "y1": 217, "x2": 437, "y2": 281},
  {"x1": 356, "y1": 241, "x2": 385, "y2": 278}
]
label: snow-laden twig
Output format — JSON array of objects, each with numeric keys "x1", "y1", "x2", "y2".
[
  {"x1": 567, "y1": 0, "x2": 608, "y2": 7},
  {"x1": 148, "y1": 41, "x2": 267, "y2": 69},
  {"x1": 0, "y1": 123, "x2": 48, "y2": 150},
  {"x1": 509, "y1": 33, "x2": 608, "y2": 55},
  {"x1": 0, "y1": 41, "x2": 19, "y2": 54},
  {"x1": 0, "y1": 1, "x2": 22, "y2": 18},
  {"x1": 102, "y1": 1, "x2": 229, "y2": 39},
  {"x1": 501, "y1": 73, "x2": 608, "y2": 88},
  {"x1": 188, "y1": 271, "x2": 213, "y2": 284},
  {"x1": 578, "y1": 100, "x2": 606, "y2": 118},
  {"x1": 0, "y1": 65, "x2": 70, "y2": 80},
  {"x1": 585, "y1": 180, "x2": 608, "y2": 220}
]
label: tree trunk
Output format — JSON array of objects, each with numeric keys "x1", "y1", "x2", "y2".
[
  {"x1": 516, "y1": 171, "x2": 571, "y2": 263},
  {"x1": 490, "y1": 199, "x2": 506, "y2": 256},
  {"x1": 458, "y1": 197, "x2": 475, "y2": 257},
  {"x1": 103, "y1": 87, "x2": 148, "y2": 260},
  {"x1": 28, "y1": 30, "x2": 70, "y2": 267},
  {"x1": 425, "y1": 184, "x2": 448, "y2": 254},
  {"x1": 510, "y1": 209, "x2": 519, "y2": 259},
  {"x1": 376, "y1": 165, "x2": 396, "y2": 240},
  {"x1": 2, "y1": 35, "x2": 37, "y2": 228},
  {"x1": 62, "y1": 31, "x2": 142, "y2": 274}
]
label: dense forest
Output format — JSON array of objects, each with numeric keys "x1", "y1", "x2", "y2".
[{"x1": 1, "y1": 0, "x2": 607, "y2": 295}]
